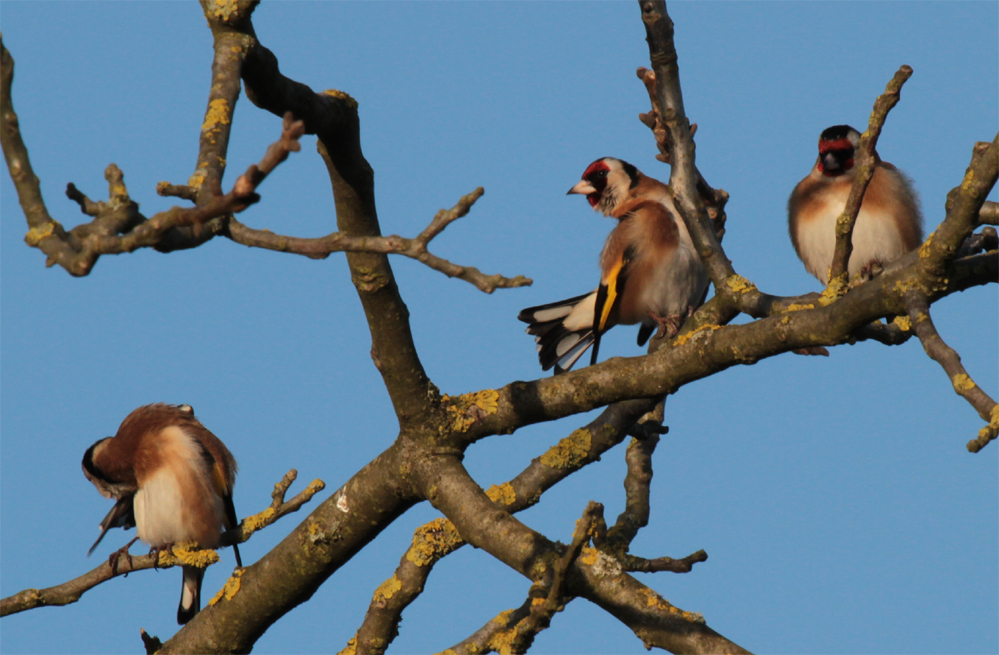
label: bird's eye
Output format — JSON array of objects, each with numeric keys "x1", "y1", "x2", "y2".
[{"x1": 593, "y1": 170, "x2": 608, "y2": 179}]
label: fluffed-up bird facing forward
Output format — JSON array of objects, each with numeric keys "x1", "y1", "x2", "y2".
[
  {"x1": 788, "y1": 125, "x2": 923, "y2": 284},
  {"x1": 519, "y1": 158, "x2": 708, "y2": 373},
  {"x1": 82, "y1": 403, "x2": 242, "y2": 624}
]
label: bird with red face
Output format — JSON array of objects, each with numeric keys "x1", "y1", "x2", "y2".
[
  {"x1": 519, "y1": 158, "x2": 707, "y2": 373},
  {"x1": 788, "y1": 125, "x2": 923, "y2": 284},
  {"x1": 82, "y1": 403, "x2": 242, "y2": 624}
]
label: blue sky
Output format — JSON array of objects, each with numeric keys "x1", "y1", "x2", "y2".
[{"x1": 1, "y1": 2, "x2": 996, "y2": 654}]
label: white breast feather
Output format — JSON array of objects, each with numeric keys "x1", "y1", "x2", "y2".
[
  {"x1": 134, "y1": 426, "x2": 225, "y2": 548},
  {"x1": 798, "y1": 197, "x2": 908, "y2": 284}
]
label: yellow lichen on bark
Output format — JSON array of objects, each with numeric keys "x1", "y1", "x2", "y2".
[
  {"x1": 211, "y1": 0, "x2": 239, "y2": 21},
  {"x1": 641, "y1": 587, "x2": 704, "y2": 623},
  {"x1": 725, "y1": 274, "x2": 758, "y2": 295},
  {"x1": 241, "y1": 506, "x2": 276, "y2": 536},
  {"x1": 820, "y1": 275, "x2": 848, "y2": 305},
  {"x1": 486, "y1": 482, "x2": 517, "y2": 506},
  {"x1": 673, "y1": 323, "x2": 720, "y2": 347},
  {"x1": 159, "y1": 542, "x2": 220, "y2": 568},
  {"x1": 539, "y1": 428, "x2": 591, "y2": 469},
  {"x1": 952, "y1": 373, "x2": 977, "y2": 393},
  {"x1": 323, "y1": 89, "x2": 359, "y2": 110},
  {"x1": 444, "y1": 389, "x2": 499, "y2": 433},
  {"x1": 372, "y1": 575, "x2": 402, "y2": 604},
  {"x1": 784, "y1": 303, "x2": 815, "y2": 312},
  {"x1": 406, "y1": 518, "x2": 464, "y2": 567},
  {"x1": 202, "y1": 98, "x2": 231, "y2": 138},
  {"x1": 208, "y1": 568, "x2": 243, "y2": 607},
  {"x1": 892, "y1": 315, "x2": 912, "y2": 331},
  {"x1": 337, "y1": 636, "x2": 357, "y2": 655},
  {"x1": 24, "y1": 222, "x2": 56, "y2": 246}
]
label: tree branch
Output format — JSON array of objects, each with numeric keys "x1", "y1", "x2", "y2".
[
  {"x1": 227, "y1": 187, "x2": 531, "y2": 293},
  {"x1": 905, "y1": 292, "x2": 999, "y2": 452},
  {"x1": 0, "y1": 470, "x2": 322, "y2": 617},
  {"x1": 352, "y1": 399, "x2": 658, "y2": 654},
  {"x1": 418, "y1": 456, "x2": 751, "y2": 654},
  {"x1": 639, "y1": 1, "x2": 735, "y2": 290},
  {"x1": 826, "y1": 65, "x2": 913, "y2": 288}
]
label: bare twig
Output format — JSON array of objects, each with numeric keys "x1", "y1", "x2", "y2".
[
  {"x1": 624, "y1": 550, "x2": 708, "y2": 573},
  {"x1": 826, "y1": 65, "x2": 913, "y2": 288},
  {"x1": 227, "y1": 187, "x2": 532, "y2": 293},
  {"x1": 905, "y1": 292, "x2": 999, "y2": 452},
  {"x1": 607, "y1": 435, "x2": 660, "y2": 549},
  {"x1": 65, "y1": 183, "x2": 102, "y2": 216},
  {"x1": 140, "y1": 629, "x2": 163, "y2": 655},
  {"x1": 636, "y1": 66, "x2": 729, "y2": 239},
  {"x1": 156, "y1": 181, "x2": 198, "y2": 201},
  {"x1": 639, "y1": 1, "x2": 735, "y2": 289},
  {"x1": 0, "y1": 470, "x2": 323, "y2": 617}
]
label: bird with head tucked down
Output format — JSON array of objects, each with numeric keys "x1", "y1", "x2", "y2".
[
  {"x1": 788, "y1": 125, "x2": 923, "y2": 284},
  {"x1": 82, "y1": 403, "x2": 241, "y2": 625},
  {"x1": 518, "y1": 158, "x2": 707, "y2": 373}
]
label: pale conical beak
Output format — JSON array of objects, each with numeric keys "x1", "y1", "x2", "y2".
[{"x1": 567, "y1": 180, "x2": 597, "y2": 196}]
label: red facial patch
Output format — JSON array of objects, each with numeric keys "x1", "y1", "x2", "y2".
[
  {"x1": 581, "y1": 160, "x2": 611, "y2": 179},
  {"x1": 818, "y1": 137, "x2": 854, "y2": 155}
]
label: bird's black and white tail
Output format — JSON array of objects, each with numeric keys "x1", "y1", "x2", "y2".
[
  {"x1": 177, "y1": 565, "x2": 204, "y2": 625},
  {"x1": 518, "y1": 292, "x2": 595, "y2": 374}
]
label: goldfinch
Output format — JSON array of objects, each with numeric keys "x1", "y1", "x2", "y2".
[
  {"x1": 82, "y1": 403, "x2": 241, "y2": 624},
  {"x1": 520, "y1": 160, "x2": 707, "y2": 372},
  {"x1": 788, "y1": 125, "x2": 923, "y2": 284}
]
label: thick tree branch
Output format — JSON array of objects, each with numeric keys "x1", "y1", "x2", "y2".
[
  {"x1": 905, "y1": 292, "x2": 999, "y2": 452},
  {"x1": 463, "y1": 243, "x2": 996, "y2": 443},
  {"x1": 237, "y1": 25, "x2": 436, "y2": 427},
  {"x1": 0, "y1": 470, "x2": 321, "y2": 617},
  {"x1": 827, "y1": 65, "x2": 913, "y2": 288},
  {"x1": 419, "y1": 456, "x2": 750, "y2": 654},
  {"x1": 157, "y1": 444, "x2": 420, "y2": 655},
  {"x1": 352, "y1": 399, "x2": 658, "y2": 655}
]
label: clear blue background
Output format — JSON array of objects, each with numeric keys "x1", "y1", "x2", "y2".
[{"x1": 1, "y1": 2, "x2": 996, "y2": 654}]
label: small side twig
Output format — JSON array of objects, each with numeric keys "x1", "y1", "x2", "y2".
[
  {"x1": 224, "y1": 468, "x2": 326, "y2": 547},
  {"x1": 156, "y1": 182, "x2": 198, "y2": 201},
  {"x1": 624, "y1": 550, "x2": 708, "y2": 573},
  {"x1": 636, "y1": 66, "x2": 729, "y2": 239},
  {"x1": 826, "y1": 65, "x2": 913, "y2": 288},
  {"x1": 905, "y1": 292, "x2": 999, "y2": 452},
  {"x1": 140, "y1": 629, "x2": 163, "y2": 655},
  {"x1": 227, "y1": 187, "x2": 532, "y2": 294},
  {"x1": 65, "y1": 183, "x2": 103, "y2": 216},
  {"x1": 606, "y1": 434, "x2": 660, "y2": 549}
]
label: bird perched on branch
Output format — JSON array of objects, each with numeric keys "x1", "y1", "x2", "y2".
[
  {"x1": 788, "y1": 125, "x2": 923, "y2": 284},
  {"x1": 519, "y1": 158, "x2": 707, "y2": 373},
  {"x1": 82, "y1": 403, "x2": 241, "y2": 624}
]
